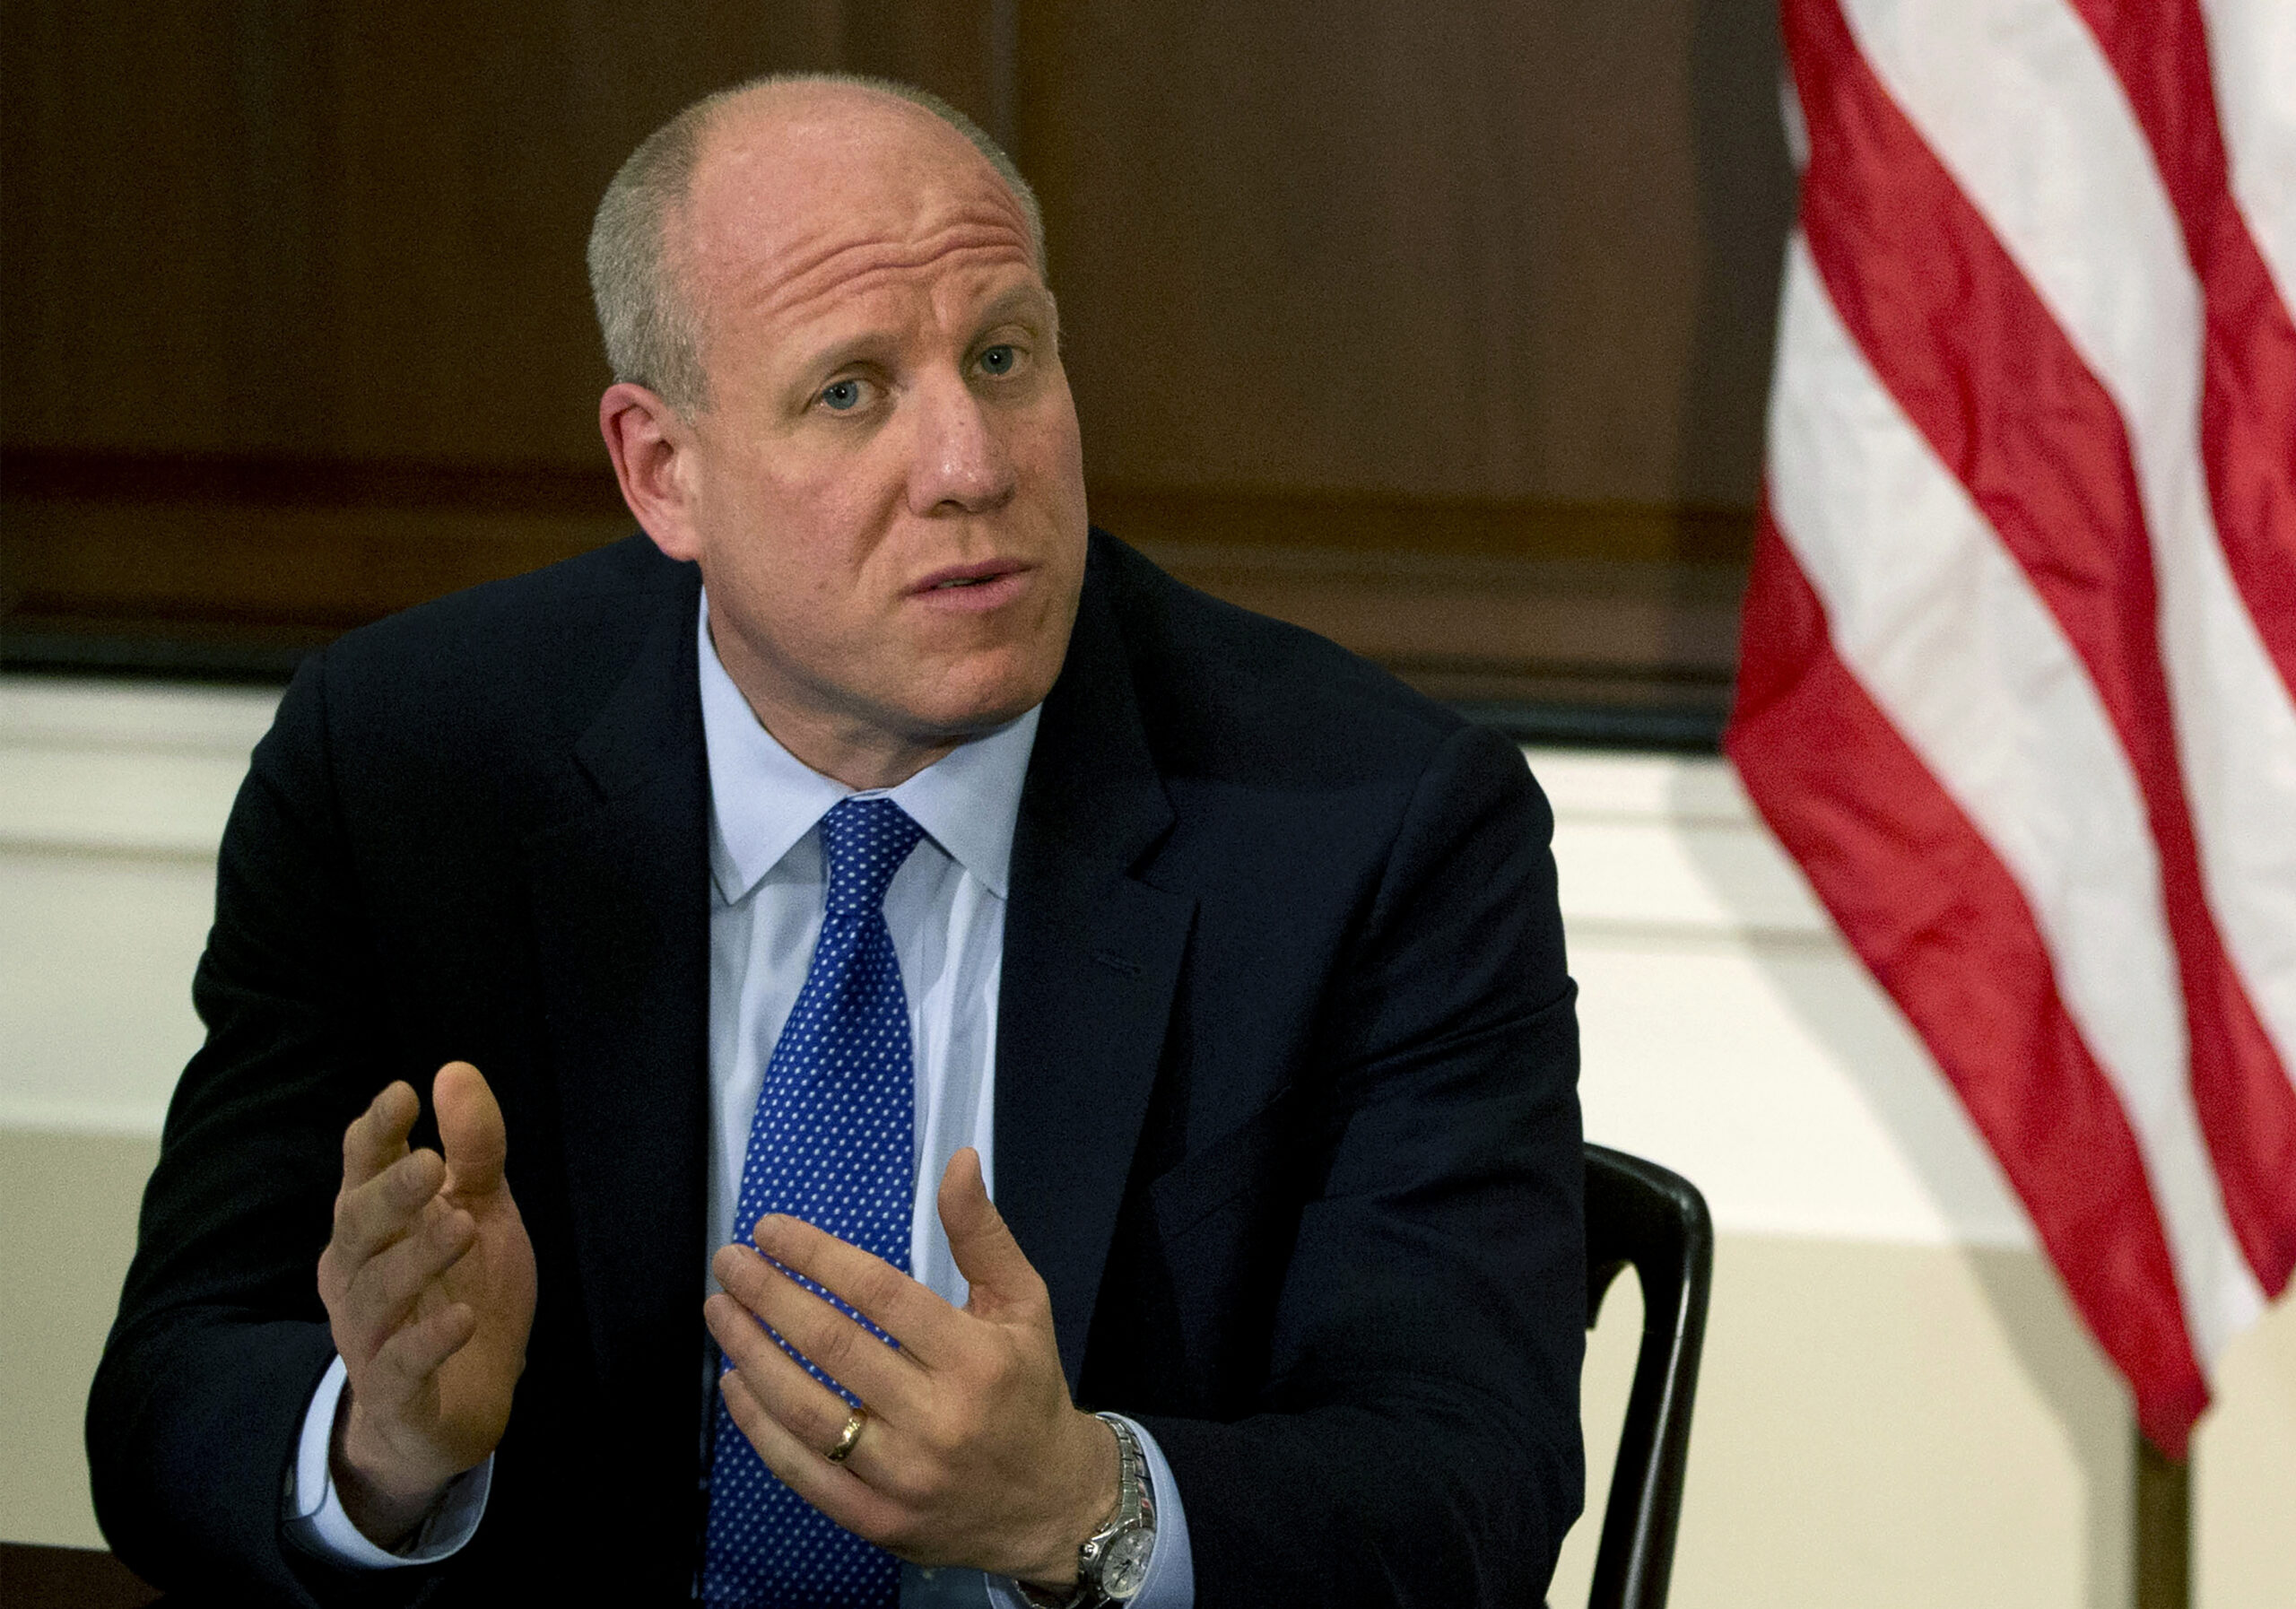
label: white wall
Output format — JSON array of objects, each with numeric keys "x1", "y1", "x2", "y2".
[
  {"x1": 4, "y1": 673, "x2": 2291, "y2": 1604},
  {"x1": 1, "y1": 677, "x2": 271, "y2": 1133}
]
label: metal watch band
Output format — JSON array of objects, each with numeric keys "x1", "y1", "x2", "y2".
[{"x1": 1013, "y1": 1413, "x2": 1155, "y2": 1609}]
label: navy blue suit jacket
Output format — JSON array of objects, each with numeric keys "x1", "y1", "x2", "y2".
[{"x1": 88, "y1": 530, "x2": 1585, "y2": 1606}]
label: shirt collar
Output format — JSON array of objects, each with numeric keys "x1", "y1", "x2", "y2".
[{"x1": 697, "y1": 589, "x2": 1039, "y2": 904}]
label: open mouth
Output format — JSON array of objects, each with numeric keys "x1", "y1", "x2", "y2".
[{"x1": 913, "y1": 561, "x2": 1027, "y2": 596}]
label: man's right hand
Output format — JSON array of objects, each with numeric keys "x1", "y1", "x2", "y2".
[{"x1": 316, "y1": 1062, "x2": 536, "y2": 1546}]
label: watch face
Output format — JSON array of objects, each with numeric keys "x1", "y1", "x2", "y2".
[{"x1": 1102, "y1": 1529, "x2": 1154, "y2": 1598}]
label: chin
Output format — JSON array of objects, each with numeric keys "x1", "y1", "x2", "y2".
[
  {"x1": 902, "y1": 654, "x2": 1061, "y2": 741},
  {"x1": 908, "y1": 688, "x2": 1042, "y2": 743}
]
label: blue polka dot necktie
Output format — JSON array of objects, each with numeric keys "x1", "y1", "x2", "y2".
[{"x1": 703, "y1": 796, "x2": 925, "y2": 1608}]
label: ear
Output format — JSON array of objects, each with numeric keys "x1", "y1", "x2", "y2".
[{"x1": 599, "y1": 381, "x2": 706, "y2": 562}]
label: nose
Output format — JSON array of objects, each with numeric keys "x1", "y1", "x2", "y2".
[{"x1": 906, "y1": 371, "x2": 1015, "y2": 517}]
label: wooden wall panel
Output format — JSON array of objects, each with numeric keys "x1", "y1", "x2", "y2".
[
  {"x1": 3, "y1": 0, "x2": 298, "y2": 456},
  {"x1": 0, "y1": 0, "x2": 1004, "y2": 463},
  {"x1": 4, "y1": 463, "x2": 1744, "y2": 715},
  {"x1": 1022, "y1": 0, "x2": 1795, "y2": 508},
  {"x1": 2, "y1": 0, "x2": 1792, "y2": 719}
]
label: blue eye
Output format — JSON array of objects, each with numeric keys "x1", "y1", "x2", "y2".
[
  {"x1": 821, "y1": 379, "x2": 862, "y2": 411},
  {"x1": 978, "y1": 344, "x2": 1016, "y2": 375}
]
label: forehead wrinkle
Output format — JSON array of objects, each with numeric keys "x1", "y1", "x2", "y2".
[
  {"x1": 772, "y1": 218, "x2": 1030, "y2": 306},
  {"x1": 740, "y1": 226, "x2": 1038, "y2": 344}
]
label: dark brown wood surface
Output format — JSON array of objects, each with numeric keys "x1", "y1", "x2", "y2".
[
  {"x1": 3, "y1": 450, "x2": 1744, "y2": 710},
  {"x1": 1, "y1": 0, "x2": 1792, "y2": 709},
  {"x1": 0, "y1": 0, "x2": 1004, "y2": 466},
  {"x1": 1021, "y1": 0, "x2": 1794, "y2": 509}
]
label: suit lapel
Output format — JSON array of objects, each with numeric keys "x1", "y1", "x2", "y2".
[
  {"x1": 998, "y1": 557, "x2": 1196, "y2": 1389},
  {"x1": 522, "y1": 568, "x2": 712, "y2": 1393}
]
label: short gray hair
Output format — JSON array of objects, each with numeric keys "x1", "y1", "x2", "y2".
[{"x1": 586, "y1": 72, "x2": 1045, "y2": 414}]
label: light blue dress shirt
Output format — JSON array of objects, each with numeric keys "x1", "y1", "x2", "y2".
[{"x1": 286, "y1": 594, "x2": 1194, "y2": 1609}]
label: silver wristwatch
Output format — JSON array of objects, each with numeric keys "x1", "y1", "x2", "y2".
[{"x1": 1015, "y1": 1413, "x2": 1157, "y2": 1608}]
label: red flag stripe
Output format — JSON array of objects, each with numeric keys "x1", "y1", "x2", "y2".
[
  {"x1": 2065, "y1": 0, "x2": 2296, "y2": 703},
  {"x1": 1766, "y1": 227, "x2": 2257, "y2": 1420},
  {"x1": 1838, "y1": 0, "x2": 2296, "y2": 1114},
  {"x1": 1786, "y1": 0, "x2": 2296, "y2": 1292},
  {"x1": 1728, "y1": 511, "x2": 2211, "y2": 1456}
]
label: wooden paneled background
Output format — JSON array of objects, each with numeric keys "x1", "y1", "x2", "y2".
[{"x1": 1, "y1": 0, "x2": 1796, "y2": 732}]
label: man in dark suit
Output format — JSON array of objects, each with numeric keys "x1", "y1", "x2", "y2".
[{"x1": 87, "y1": 74, "x2": 1583, "y2": 1607}]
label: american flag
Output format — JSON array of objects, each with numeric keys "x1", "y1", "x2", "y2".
[{"x1": 1727, "y1": 0, "x2": 2296, "y2": 1456}]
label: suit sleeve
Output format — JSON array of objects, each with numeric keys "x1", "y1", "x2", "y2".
[
  {"x1": 85, "y1": 651, "x2": 439, "y2": 1608},
  {"x1": 1137, "y1": 722, "x2": 1585, "y2": 1609}
]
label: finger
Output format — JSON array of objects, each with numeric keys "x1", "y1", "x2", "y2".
[
  {"x1": 433, "y1": 1062, "x2": 508, "y2": 1199},
  {"x1": 343, "y1": 1202, "x2": 477, "y2": 1353},
  {"x1": 747, "y1": 1214, "x2": 959, "y2": 1365},
  {"x1": 936, "y1": 1149, "x2": 1045, "y2": 1314},
  {"x1": 718, "y1": 1368, "x2": 901, "y2": 1544},
  {"x1": 331, "y1": 1148, "x2": 448, "y2": 1265},
  {"x1": 715, "y1": 1244, "x2": 921, "y2": 1408},
  {"x1": 365, "y1": 1299, "x2": 480, "y2": 1413},
  {"x1": 705, "y1": 1292, "x2": 882, "y2": 1472},
  {"x1": 340, "y1": 1083, "x2": 419, "y2": 1192}
]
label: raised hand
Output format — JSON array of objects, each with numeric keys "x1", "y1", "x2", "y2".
[
  {"x1": 316, "y1": 1062, "x2": 537, "y2": 1544},
  {"x1": 704, "y1": 1147, "x2": 1118, "y2": 1587}
]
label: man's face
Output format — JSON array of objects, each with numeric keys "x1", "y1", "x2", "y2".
[{"x1": 657, "y1": 90, "x2": 1087, "y2": 759}]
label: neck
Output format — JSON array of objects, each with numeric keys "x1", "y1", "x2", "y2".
[{"x1": 757, "y1": 709, "x2": 960, "y2": 792}]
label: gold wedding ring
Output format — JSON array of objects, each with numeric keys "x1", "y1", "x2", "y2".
[{"x1": 824, "y1": 1405, "x2": 869, "y2": 1465}]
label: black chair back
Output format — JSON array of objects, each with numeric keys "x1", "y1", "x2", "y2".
[{"x1": 1582, "y1": 1144, "x2": 1714, "y2": 1609}]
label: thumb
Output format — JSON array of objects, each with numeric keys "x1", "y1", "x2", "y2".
[
  {"x1": 433, "y1": 1060, "x2": 509, "y2": 1198},
  {"x1": 938, "y1": 1148, "x2": 1041, "y2": 1312}
]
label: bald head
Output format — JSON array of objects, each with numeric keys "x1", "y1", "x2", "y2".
[{"x1": 587, "y1": 74, "x2": 1045, "y2": 413}]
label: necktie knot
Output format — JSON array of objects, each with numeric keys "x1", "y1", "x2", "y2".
[{"x1": 818, "y1": 797, "x2": 924, "y2": 918}]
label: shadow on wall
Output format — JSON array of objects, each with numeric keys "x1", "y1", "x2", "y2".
[{"x1": 1665, "y1": 761, "x2": 2134, "y2": 1609}]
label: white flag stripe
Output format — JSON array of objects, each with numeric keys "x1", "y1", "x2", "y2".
[
  {"x1": 1843, "y1": 0, "x2": 2296, "y2": 1084},
  {"x1": 1770, "y1": 239, "x2": 2268, "y2": 1361},
  {"x1": 2167, "y1": 531, "x2": 2296, "y2": 1069},
  {"x1": 2200, "y1": 0, "x2": 2296, "y2": 314}
]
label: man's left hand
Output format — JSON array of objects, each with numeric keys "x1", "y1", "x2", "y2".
[{"x1": 704, "y1": 1146, "x2": 1118, "y2": 1587}]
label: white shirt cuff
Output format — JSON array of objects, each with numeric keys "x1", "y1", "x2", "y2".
[
  {"x1": 283, "y1": 1354, "x2": 491, "y2": 1569},
  {"x1": 982, "y1": 1414, "x2": 1194, "y2": 1609}
]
